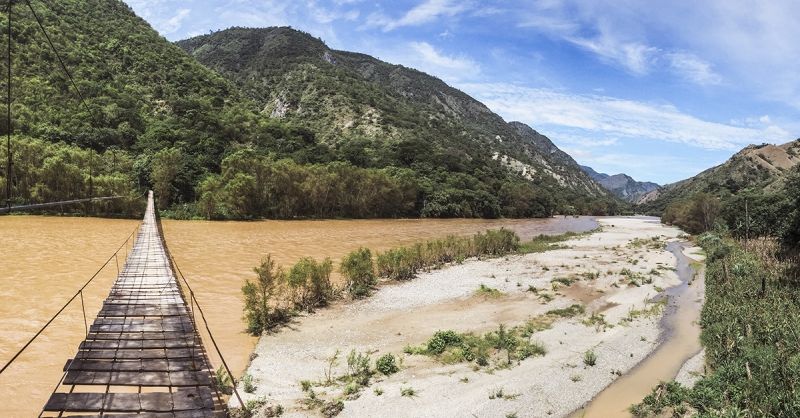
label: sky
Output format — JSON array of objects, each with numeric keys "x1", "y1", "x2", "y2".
[{"x1": 125, "y1": 0, "x2": 800, "y2": 185}]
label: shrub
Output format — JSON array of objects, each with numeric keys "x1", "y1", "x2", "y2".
[
  {"x1": 241, "y1": 373, "x2": 256, "y2": 393},
  {"x1": 583, "y1": 349, "x2": 597, "y2": 367},
  {"x1": 375, "y1": 353, "x2": 399, "y2": 376},
  {"x1": 426, "y1": 330, "x2": 463, "y2": 355},
  {"x1": 287, "y1": 257, "x2": 335, "y2": 311},
  {"x1": 340, "y1": 247, "x2": 376, "y2": 298},
  {"x1": 242, "y1": 254, "x2": 288, "y2": 335}
]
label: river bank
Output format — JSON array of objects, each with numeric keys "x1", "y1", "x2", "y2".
[{"x1": 237, "y1": 217, "x2": 704, "y2": 417}]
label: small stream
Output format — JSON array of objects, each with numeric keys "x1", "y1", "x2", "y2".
[{"x1": 569, "y1": 241, "x2": 705, "y2": 417}]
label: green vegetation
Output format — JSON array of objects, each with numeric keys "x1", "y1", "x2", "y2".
[
  {"x1": 176, "y1": 27, "x2": 622, "y2": 219},
  {"x1": 400, "y1": 386, "x2": 417, "y2": 397},
  {"x1": 631, "y1": 234, "x2": 800, "y2": 417},
  {"x1": 519, "y1": 231, "x2": 582, "y2": 253},
  {"x1": 408, "y1": 325, "x2": 547, "y2": 368},
  {"x1": 299, "y1": 349, "x2": 375, "y2": 416},
  {"x1": 242, "y1": 255, "x2": 291, "y2": 334},
  {"x1": 583, "y1": 350, "x2": 598, "y2": 367},
  {"x1": 339, "y1": 248, "x2": 376, "y2": 298},
  {"x1": 242, "y1": 254, "x2": 335, "y2": 335},
  {"x1": 241, "y1": 373, "x2": 256, "y2": 394},
  {"x1": 375, "y1": 229, "x2": 519, "y2": 281},
  {"x1": 375, "y1": 354, "x2": 399, "y2": 376},
  {"x1": 475, "y1": 284, "x2": 503, "y2": 298},
  {"x1": 657, "y1": 161, "x2": 800, "y2": 242},
  {"x1": 546, "y1": 304, "x2": 586, "y2": 318},
  {"x1": 287, "y1": 257, "x2": 335, "y2": 311},
  {"x1": 213, "y1": 366, "x2": 233, "y2": 395}
]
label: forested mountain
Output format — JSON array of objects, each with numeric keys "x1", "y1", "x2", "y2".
[
  {"x1": 580, "y1": 166, "x2": 660, "y2": 203},
  {"x1": 643, "y1": 140, "x2": 800, "y2": 235},
  {"x1": 0, "y1": 2, "x2": 618, "y2": 218},
  {"x1": 177, "y1": 27, "x2": 619, "y2": 217}
]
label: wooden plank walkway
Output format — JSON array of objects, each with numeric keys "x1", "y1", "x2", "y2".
[{"x1": 41, "y1": 192, "x2": 225, "y2": 417}]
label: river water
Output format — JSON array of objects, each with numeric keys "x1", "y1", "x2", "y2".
[{"x1": 0, "y1": 215, "x2": 596, "y2": 416}]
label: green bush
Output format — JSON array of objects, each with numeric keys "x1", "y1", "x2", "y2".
[
  {"x1": 426, "y1": 330, "x2": 463, "y2": 355},
  {"x1": 375, "y1": 354, "x2": 399, "y2": 376},
  {"x1": 242, "y1": 255, "x2": 290, "y2": 335},
  {"x1": 287, "y1": 257, "x2": 335, "y2": 311},
  {"x1": 583, "y1": 350, "x2": 597, "y2": 367},
  {"x1": 340, "y1": 247, "x2": 376, "y2": 298}
]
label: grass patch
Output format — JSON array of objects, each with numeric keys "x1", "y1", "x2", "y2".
[
  {"x1": 546, "y1": 304, "x2": 586, "y2": 318},
  {"x1": 518, "y1": 229, "x2": 599, "y2": 254},
  {"x1": 475, "y1": 283, "x2": 504, "y2": 298}
]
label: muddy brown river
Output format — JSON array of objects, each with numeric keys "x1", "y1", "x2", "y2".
[{"x1": 0, "y1": 215, "x2": 596, "y2": 416}]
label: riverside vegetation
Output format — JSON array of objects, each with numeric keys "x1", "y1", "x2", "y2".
[{"x1": 241, "y1": 228, "x2": 585, "y2": 336}]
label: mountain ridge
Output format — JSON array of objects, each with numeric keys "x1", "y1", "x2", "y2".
[
  {"x1": 641, "y1": 139, "x2": 800, "y2": 213},
  {"x1": 177, "y1": 26, "x2": 619, "y2": 215},
  {"x1": 580, "y1": 165, "x2": 661, "y2": 203}
]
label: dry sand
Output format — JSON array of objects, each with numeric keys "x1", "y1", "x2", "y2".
[{"x1": 238, "y1": 217, "x2": 699, "y2": 417}]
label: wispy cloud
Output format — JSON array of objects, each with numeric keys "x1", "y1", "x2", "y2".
[
  {"x1": 665, "y1": 52, "x2": 722, "y2": 85},
  {"x1": 367, "y1": 0, "x2": 471, "y2": 31},
  {"x1": 161, "y1": 8, "x2": 191, "y2": 34},
  {"x1": 461, "y1": 82, "x2": 791, "y2": 151},
  {"x1": 408, "y1": 41, "x2": 480, "y2": 80}
]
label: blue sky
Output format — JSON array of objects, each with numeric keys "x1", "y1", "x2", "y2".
[{"x1": 126, "y1": 0, "x2": 800, "y2": 184}]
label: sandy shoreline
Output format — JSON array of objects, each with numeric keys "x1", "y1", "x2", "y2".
[{"x1": 237, "y1": 217, "x2": 701, "y2": 417}]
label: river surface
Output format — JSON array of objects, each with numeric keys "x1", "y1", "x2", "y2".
[{"x1": 0, "y1": 215, "x2": 596, "y2": 416}]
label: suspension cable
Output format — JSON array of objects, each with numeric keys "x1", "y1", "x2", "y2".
[
  {"x1": 5, "y1": 0, "x2": 12, "y2": 209},
  {"x1": 0, "y1": 223, "x2": 139, "y2": 375},
  {"x1": 24, "y1": 0, "x2": 101, "y2": 196},
  {"x1": 23, "y1": 0, "x2": 100, "y2": 127}
]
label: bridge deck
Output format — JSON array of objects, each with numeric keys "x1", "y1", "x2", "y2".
[{"x1": 41, "y1": 192, "x2": 224, "y2": 417}]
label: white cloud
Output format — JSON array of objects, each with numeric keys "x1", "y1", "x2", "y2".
[
  {"x1": 567, "y1": 33, "x2": 657, "y2": 75},
  {"x1": 460, "y1": 82, "x2": 791, "y2": 151},
  {"x1": 515, "y1": 0, "x2": 800, "y2": 106},
  {"x1": 161, "y1": 8, "x2": 191, "y2": 34},
  {"x1": 371, "y1": 0, "x2": 470, "y2": 31},
  {"x1": 408, "y1": 42, "x2": 480, "y2": 79},
  {"x1": 665, "y1": 52, "x2": 722, "y2": 85}
]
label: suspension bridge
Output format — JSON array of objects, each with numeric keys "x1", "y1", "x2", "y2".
[{"x1": 28, "y1": 191, "x2": 233, "y2": 417}]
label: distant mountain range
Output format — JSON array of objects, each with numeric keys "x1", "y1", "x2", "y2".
[{"x1": 580, "y1": 166, "x2": 660, "y2": 203}]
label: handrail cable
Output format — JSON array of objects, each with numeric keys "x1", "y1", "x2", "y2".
[
  {"x1": 0, "y1": 223, "x2": 140, "y2": 376},
  {"x1": 170, "y1": 255, "x2": 247, "y2": 411}
]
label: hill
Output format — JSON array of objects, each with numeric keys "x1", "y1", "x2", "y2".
[
  {"x1": 0, "y1": 4, "x2": 616, "y2": 218},
  {"x1": 580, "y1": 166, "x2": 660, "y2": 203},
  {"x1": 177, "y1": 27, "x2": 618, "y2": 217},
  {"x1": 642, "y1": 140, "x2": 800, "y2": 235}
]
